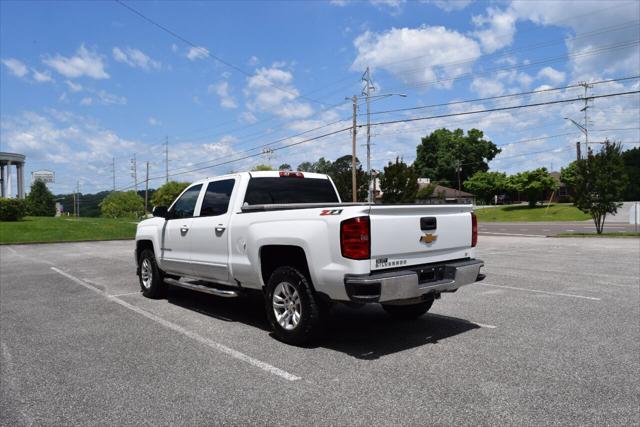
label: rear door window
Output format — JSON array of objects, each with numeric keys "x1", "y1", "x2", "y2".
[
  {"x1": 243, "y1": 177, "x2": 339, "y2": 205},
  {"x1": 200, "y1": 179, "x2": 235, "y2": 216}
]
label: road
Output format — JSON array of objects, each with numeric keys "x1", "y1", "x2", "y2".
[
  {"x1": 1, "y1": 237, "x2": 639, "y2": 425},
  {"x1": 479, "y1": 221, "x2": 639, "y2": 237}
]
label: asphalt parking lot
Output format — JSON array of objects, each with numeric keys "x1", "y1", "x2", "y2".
[{"x1": 1, "y1": 236, "x2": 639, "y2": 425}]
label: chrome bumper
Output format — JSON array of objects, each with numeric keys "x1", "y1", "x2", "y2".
[{"x1": 344, "y1": 259, "x2": 484, "y2": 303}]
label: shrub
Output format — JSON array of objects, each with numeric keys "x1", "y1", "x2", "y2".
[
  {"x1": 0, "y1": 198, "x2": 27, "y2": 221},
  {"x1": 100, "y1": 191, "x2": 145, "y2": 219}
]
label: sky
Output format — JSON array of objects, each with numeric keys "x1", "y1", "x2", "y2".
[{"x1": 1, "y1": 0, "x2": 639, "y2": 195}]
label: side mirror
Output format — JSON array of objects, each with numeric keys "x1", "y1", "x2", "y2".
[{"x1": 152, "y1": 206, "x2": 169, "y2": 219}]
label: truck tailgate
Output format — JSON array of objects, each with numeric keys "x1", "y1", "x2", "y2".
[{"x1": 368, "y1": 205, "x2": 473, "y2": 270}]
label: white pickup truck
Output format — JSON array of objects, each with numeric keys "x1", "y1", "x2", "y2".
[{"x1": 135, "y1": 171, "x2": 484, "y2": 344}]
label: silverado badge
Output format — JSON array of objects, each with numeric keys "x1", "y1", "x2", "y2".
[{"x1": 420, "y1": 233, "x2": 438, "y2": 244}]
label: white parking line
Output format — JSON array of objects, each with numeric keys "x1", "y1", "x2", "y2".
[
  {"x1": 109, "y1": 291, "x2": 142, "y2": 297},
  {"x1": 4, "y1": 246, "x2": 17, "y2": 255},
  {"x1": 479, "y1": 282, "x2": 601, "y2": 301},
  {"x1": 51, "y1": 267, "x2": 301, "y2": 382},
  {"x1": 479, "y1": 232, "x2": 543, "y2": 237}
]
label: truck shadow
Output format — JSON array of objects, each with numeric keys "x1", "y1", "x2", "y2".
[
  {"x1": 322, "y1": 304, "x2": 480, "y2": 359},
  {"x1": 166, "y1": 287, "x2": 479, "y2": 359}
]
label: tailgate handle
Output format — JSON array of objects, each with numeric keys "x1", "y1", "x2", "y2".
[{"x1": 420, "y1": 217, "x2": 437, "y2": 231}]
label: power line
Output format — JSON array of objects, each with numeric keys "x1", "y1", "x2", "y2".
[
  {"x1": 366, "y1": 75, "x2": 640, "y2": 117},
  {"x1": 115, "y1": 0, "x2": 328, "y2": 106},
  {"x1": 115, "y1": 126, "x2": 352, "y2": 191},
  {"x1": 362, "y1": 90, "x2": 640, "y2": 128}
]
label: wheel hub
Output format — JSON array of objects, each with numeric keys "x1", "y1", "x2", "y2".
[{"x1": 272, "y1": 282, "x2": 301, "y2": 331}]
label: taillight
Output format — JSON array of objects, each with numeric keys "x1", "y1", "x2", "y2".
[
  {"x1": 279, "y1": 171, "x2": 304, "y2": 178},
  {"x1": 471, "y1": 212, "x2": 478, "y2": 247},
  {"x1": 341, "y1": 216, "x2": 370, "y2": 260}
]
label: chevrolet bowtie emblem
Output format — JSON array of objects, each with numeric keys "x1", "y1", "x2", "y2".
[{"x1": 420, "y1": 233, "x2": 437, "y2": 244}]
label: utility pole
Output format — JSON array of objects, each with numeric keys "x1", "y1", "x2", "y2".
[
  {"x1": 362, "y1": 67, "x2": 374, "y2": 203},
  {"x1": 351, "y1": 95, "x2": 358, "y2": 202},
  {"x1": 164, "y1": 136, "x2": 169, "y2": 184},
  {"x1": 131, "y1": 154, "x2": 138, "y2": 192},
  {"x1": 457, "y1": 160, "x2": 462, "y2": 196},
  {"x1": 145, "y1": 161, "x2": 149, "y2": 214},
  {"x1": 76, "y1": 181, "x2": 80, "y2": 218},
  {"x1": 580, "y1": 82, "x2": 593, "y2": 153},
  {"x1": 112, "y1": 157, "x2": 116, "y2": 191}
]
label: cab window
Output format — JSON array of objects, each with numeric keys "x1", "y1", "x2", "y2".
[
  {"x1": 199, "y1": 179, "x2": 235, "y2": 217},
  {"x1": 170, "y1": 184, "x2": 202, "y2": 219}
]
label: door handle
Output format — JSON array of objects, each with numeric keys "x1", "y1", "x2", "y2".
[
  {"x1": 215, "y1": 225, "x2": 226, "y2": 233},
  {"x1": 180, "y1": 226, "x2": 189, "y2": 234}
]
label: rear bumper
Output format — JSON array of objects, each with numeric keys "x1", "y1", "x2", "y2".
[{"x1": 344, "y1": 259, "x2": 484, "y2": 303}]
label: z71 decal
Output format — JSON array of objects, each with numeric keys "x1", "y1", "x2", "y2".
[{"x1": 320, "y1": 209, "x2": 343, "y2": 216}]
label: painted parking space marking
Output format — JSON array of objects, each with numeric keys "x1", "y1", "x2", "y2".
[
  {"x1": 479, "y1": 282, "x2": 601, "y2": 301},
  {"x1": 51, "y1": 267, "x2": 301, "y2": 382},
  {"x1": 428, "y1": 313, "x2": 497, "y2": 329}
]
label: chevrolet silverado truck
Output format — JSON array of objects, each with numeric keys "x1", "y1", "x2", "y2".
[{"x1": 135, "y1": 171, "x2": 484, "y2": 344}]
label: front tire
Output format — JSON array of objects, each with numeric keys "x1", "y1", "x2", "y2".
[
  {"x1": 138, "y1": 249, "x2": 167, "y2": 299},
  {"x1": 382, "y1": 298, "x2": 434, "y2": 320},
  {"x1": 265, "y1": 266, "x2": 325, "y2": 345}
]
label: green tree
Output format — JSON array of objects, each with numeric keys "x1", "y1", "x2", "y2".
[
  {"x1": 621, "y1": 147, "x2": 640, "y2": 201},
  {"x1": 253, "y1": 164, "x2": 274, "y2": 171},
  {"x1": 379, "y1": 157, "x2": 419, "y2": 203},
  {"x1": 507, "y1": 168, "x2": 558, "y2": 208},
  {"x1": 574, "y1": 141, "x2": 628, "y2": 233},
  {"x1": 464, "y1": 171, "x2": 507, "y2": 204},
  {"x1": 328, "y1": 155, "x2": 369, "y2": 202},
  {"x1": 151, "y1": 181, "x2": 190, "y2": 207},
  {"x1": 416, "y1": 184, "x2": 436, "y2": 200},
  {"x1": 560, "y1": 161, "x2": 577, "y2": 190},
  {"x1": 297, "y1": 161, "x2": 315, "y2": 172},
  {"x1": 100, "y1": 191, "x2": 145, "y2": 218},
  {"x1": 26, "y1": 180, "x2": 55, "y2": 216},
  {"x1": 414, "y1": 128, "x2": 501, "y2": 186},
  {"x1": 278, "y1": 163, "x2": 292, "y2": 171}
]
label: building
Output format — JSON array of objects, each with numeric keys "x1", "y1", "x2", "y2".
[{"x1": 0, "y1": 152, "x2": 26, "y2": 199}]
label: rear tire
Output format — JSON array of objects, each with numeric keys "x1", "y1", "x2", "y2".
[
  {"x1": 382, "y1": 298, "x2": 434, "y2": 320},
  {"x1": 265, "y1": 266, "x2": 325, "y2": 345},
  {"x1": 138, "y1": 249, "x2": 167, "y2": 299}
]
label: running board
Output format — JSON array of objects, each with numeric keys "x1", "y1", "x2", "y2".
[{"x1": 164, "y1": 277, "x2": 239, "y2": 298}]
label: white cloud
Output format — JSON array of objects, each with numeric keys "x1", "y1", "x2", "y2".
[
  {"x1": 171, "y1": 43, "x2": 178, "y2": 53},
  {"x1": 426, "y1": 0, "x2": 473, "y2": 12},
  {"x1": 239, "y1": 111, "x2": 258, "y2": 124},
  {"x1": 352, "y1": 26, "x2": 481, "y2": 89},
  {"x1": 1, "y1": 58, "x2": 28, "y2": 77},
  {"x1": 244, "y1": 66, "x2": 314, "y2": 118},
  {"x1": 65, "y1": 80, "x2": 83, "y2": 92},
  {"x1": 148, "y1": 117, "x2": 161, "y2": 126},
  {"x1": 329, "y1": 0, "x2": 350, "y2": 5},
  {"x1": 470, "y1": 77, "x2": 505, "y2": 97},
  {"x1": 472, "y1": 7, "x2": 517, "y2": 53},
  {"x1": 370, "y1": 0, "x2": 405, "y2": 14},
  {"x1": 208, "y1": 81, "x2": 238, "y2": 109},
  {"x1": 43, "y1": 44, "x2": 109, "y2": 79},
  {"x1": 186, "y1": 46, "x2": 210, "y2": 61},
  {"x1": 248, "y1": 56, "x2": 259, "y2": 66},
  {"x1": 31, "y1": 69, "x2": 54, "y2": 83},
  {"x1": 112, "y1": 47, "x2": 161, "y2": 71},
  {"x1": 78, "y1": 89, "x2": 126, "y2": 106},
  {"x1": 537, "y1": 66, "x2": 566, "y2": 84},
  {"x1": 474, "y1": 1, "x2": 639, "y2": 79}
]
